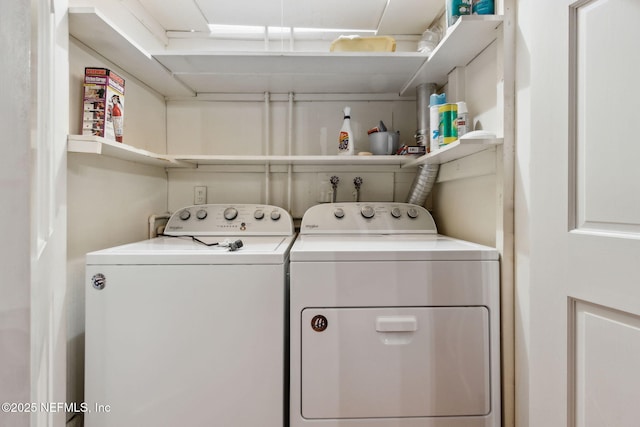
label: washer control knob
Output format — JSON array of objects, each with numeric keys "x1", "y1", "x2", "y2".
[
  {"x1": 361, "y1": 205, "x2": 375, "y2": 219},
  {"x1": 391, "y1": 207, "x2": 402, "y2": 218},
  {"x1": 223, "y1": 207, "x2": 238, "y2": 221},
  {"x1": 179, "y1": 209, "x2": 191, "y2": 221},
  {"x1": 270, "y1": 210, "x2": 281, "y2": 221},
  {"x1": 254, "y1": 209, "x2": 265, "y2": 220},
  {"x1": 196, "y1": 209, "x2": 208, "y2": 220},
  {"x1": 334, "y1": 208, "x2": 345, "y2": 219},
  {"x1": 407, "y1": 207, "x2": 419, "y2": 219}
]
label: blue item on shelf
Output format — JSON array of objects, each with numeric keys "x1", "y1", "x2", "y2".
[{"x1": 472, "y1": 0, "x2": 495, "y2": 15}]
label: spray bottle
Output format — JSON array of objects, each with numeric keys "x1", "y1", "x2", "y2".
[
  {"x1": 111, "y1": 95, "x2": 123, "y2": 143},
  {"x1": 338, "y1": 106, "x2": 354, "y2": 155}
]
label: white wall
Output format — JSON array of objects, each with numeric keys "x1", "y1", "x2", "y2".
[
  {"x1": 168, "y1": 167, "x2": 415, "y2": 218},
  {"x1": 167, "y1": 98, "x2": 417, "y2": 156},
  {"x1": 433, "y1": 163, "x2": 499, "y2": 247},
  {"x1": 166, "y1": 98, "x2": 418, "y2": 217},
  {"x1": 431, "y1": 41, "x2": 500, "y2": 246}
]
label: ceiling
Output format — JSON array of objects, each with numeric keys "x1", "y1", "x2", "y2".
[{"x1": 136, "y1": 0, "x2": 443, "y2": 36}]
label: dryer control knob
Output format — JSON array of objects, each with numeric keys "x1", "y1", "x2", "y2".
[
  {"x1": 361, "y1": 205, "x2": 375, "y2": 219},
  {"x1": 196, "y1": 209, "x2": 208, "y2": 220},
  {"x1": 223, "y1": 207, "x2": 238, "y2": 221},
  {"x1": 254, "y1": 209, "x2": 265, "y2": 220},
  {"x1": 391, "y1": 207, "x2": 402, "y2": 218},
  {"x1": 179, "y1": 209, "x2": 191, "y2": 221},
  {"x1": 334, "y1": 208, "x2": 345, "y2": 219},
  {"x1": 407, "y1": 207, "x2": 419, "y2": 219},
  {"x1": 270, "y1": 210, "x2": 281, "y2": 221}
]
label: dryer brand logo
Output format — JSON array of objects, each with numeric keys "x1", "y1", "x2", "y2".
[
  {"x1": 310, "y1": 315, "x2": 328, "y2": 332},
  {"x1": 304, "y1": 224, "x2": 319, "y2": 229},
  {"x1": 91, "y1": 273, "x2": 106, "y2": 290}
]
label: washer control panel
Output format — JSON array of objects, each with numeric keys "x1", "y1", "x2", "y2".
[
  {"x1": 301, "y1": 202, "x2": 437, "y2": 234},
  {"x1": 164, "y1": 204, "x2": 294, "y2": 236}
]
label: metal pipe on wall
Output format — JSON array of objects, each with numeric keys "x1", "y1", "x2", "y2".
[
  {"x1": 287, "y1": 92, "x2": 294, "y2": 212},
  {"x1": 406, "y1": 83, "x2": 439, "y2": 206},
  {"x1": 415, "y1": 83, "x2": 434, "y2": 146},
  {"x1": 264, "y1": 91, "x2": 271, "y2": 204}
]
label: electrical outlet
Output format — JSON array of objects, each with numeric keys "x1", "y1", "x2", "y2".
[{"x1": 194, "y1": 186, "x2": 207, "y2": 205}]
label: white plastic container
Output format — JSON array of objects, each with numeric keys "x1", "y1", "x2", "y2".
[
  {"x1": 338, "y1": 106, "x2": 354, "y2": 155},
  {"x1": 429, "y1": 93, "x2": 446, "y2": 153},
  {"x1": 429, "y1": 105, "x2": 441, "y2": 152},
  {"x1": 456, "y1": 101, "x2": 470, "y2": 137}
]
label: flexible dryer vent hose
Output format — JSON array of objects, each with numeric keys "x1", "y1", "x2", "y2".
[{"x1": 406, "y1": 163, "x2": 439, "y2": 206}]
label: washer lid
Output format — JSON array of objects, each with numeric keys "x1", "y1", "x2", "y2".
[
  {"x1": 290, "y1": 234, "x2": 498, "y2": 262},
  {"x1": 86, "y1": 235, "x2": 295, "y2": 265}
]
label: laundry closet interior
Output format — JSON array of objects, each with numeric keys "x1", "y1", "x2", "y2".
[{"x1": 66, "y1": 0, "x2": 514, "y2": 424}]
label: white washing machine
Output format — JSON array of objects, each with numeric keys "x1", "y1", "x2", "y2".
[
  {"x1": 85, "y1": 204, "x2": 295, "y2": 427},
  {"x1": 289, "y1": 202, "x2": 500, "y2": 427}
]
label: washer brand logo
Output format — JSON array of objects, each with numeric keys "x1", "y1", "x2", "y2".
[
  {"x1": 305, "y1": 224, "x2": 319, "y2": 229},
  {"x1": 91, "y1": 273, "x2": 106, "y2": 290},
  {"x1": 311, "y1": 315, "x2": 328, "y2": 332},
  {"x1": 167, "y1": 225, "x2": 183, "y2": 230}
]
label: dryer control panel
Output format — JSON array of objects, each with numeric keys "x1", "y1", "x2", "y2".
[
  {"x1": 300, "y1": 202, "x2": 437, "y2": 235},
  {"x1": 164, "y1": 204, "x2": 294, "y2": 236}
]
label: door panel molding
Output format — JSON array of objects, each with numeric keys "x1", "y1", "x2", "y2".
[
  {"x1": 569, "y1": 298, "x2": 640, "y2": 427},
  {"x1": 569, "y1": 0, "x2": 640, "y2": 238}
]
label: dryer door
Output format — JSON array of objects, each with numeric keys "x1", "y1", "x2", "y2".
[{"x1": 300, "y1": 307, "x2": 491, "y2": 419}]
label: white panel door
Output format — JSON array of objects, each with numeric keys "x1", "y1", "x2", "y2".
[
  {"x1": 30, "y1": 0, "x2": 69, "y2": 426},
  {"x1": 517, "y1": 0, "x2": 640, "y2": 426},
  {"x1": 0, "y1": 2, "x2": 32, "y2": 426}
]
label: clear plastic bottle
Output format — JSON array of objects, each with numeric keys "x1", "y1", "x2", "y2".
[
  {"x1": 417, "y1": 28, "x2": 440, "y2": 55},
  {"x1": 338, "y1": 106, "x2": 354, "y2": 155}
]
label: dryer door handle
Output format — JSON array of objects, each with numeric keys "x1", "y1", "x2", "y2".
[{"x1": 375, "y1": 316, "x2": 417, "y2": 332}]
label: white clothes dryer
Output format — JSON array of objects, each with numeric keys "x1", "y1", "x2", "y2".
[
  {"x1": 85, "y1": 204, "x2": 295, "y2": 427},
  {"x1": 289, "y1": 202, "x2": 500, "y2": 427}
]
